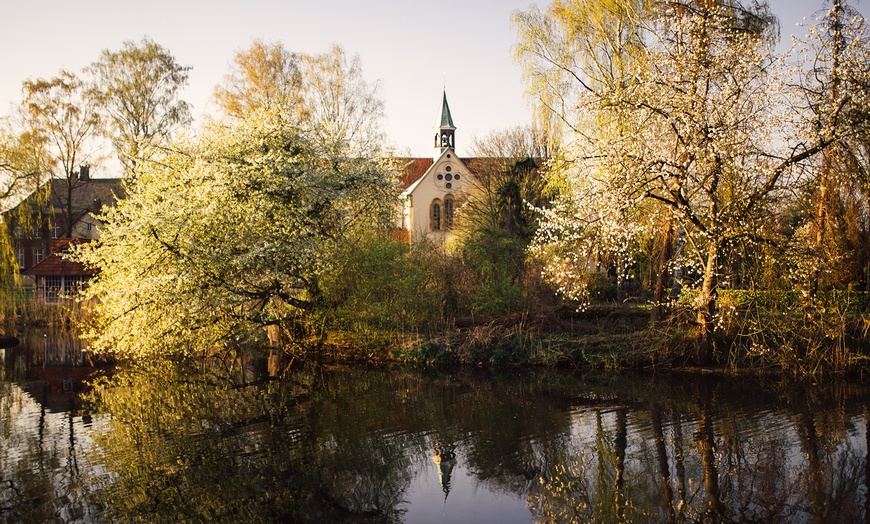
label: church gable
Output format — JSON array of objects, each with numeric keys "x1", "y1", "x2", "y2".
[{"x1": 395, "y1": 90, "x2": 476, "y2": 242}]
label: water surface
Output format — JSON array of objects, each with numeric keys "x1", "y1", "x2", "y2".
[{"x1": 2, "y1": 340, "x2": 870, "y2": 523}]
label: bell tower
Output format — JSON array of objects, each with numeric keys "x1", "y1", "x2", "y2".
[{"x1": 434, "y1": 89, "x2": 455, "y2": 156}]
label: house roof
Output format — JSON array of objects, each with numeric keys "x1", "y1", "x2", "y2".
[
  {"x1": 48, "y1": 178, "x2": 125, "y2": 215},
  {"x1": 24, "y1": 238, "x2": 95, "y2": 277},
  {"x1": 393, "y1": 153, "x2": 504, "y2": 194},
  {"x1": 6, "y1": 177, "x2": 124, "y2": 216},
  {"x1": 394, "y1": 158, "x2": 434, "y2": 189}
]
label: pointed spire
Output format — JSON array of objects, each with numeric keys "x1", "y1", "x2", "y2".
[
  {"x1": 439, "y1": 89, "x2": 455, "y2": 129},
  {"x1": 434, "y1": 89, "x2": 456, "y2": 155}
]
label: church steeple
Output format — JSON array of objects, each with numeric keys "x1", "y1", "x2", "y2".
[{"x1": 434, "y1": 90, "x2": 456, "y2": 155}]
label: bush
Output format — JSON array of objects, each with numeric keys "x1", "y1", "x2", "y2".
[
  {"x1": 456, "y1": 228, "x2": 528, "y2": 316},
  {"x1": 317, "y1": 232, "x2": 450, "y2": 337},
  {"x1": 678, "y1": 288, "x2": 867, "y2": 313}
]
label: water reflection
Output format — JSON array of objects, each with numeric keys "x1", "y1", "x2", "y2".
[
  {"x1": 3, "y1": 353, "x2": 870, "y2": 523},
  {"x1": 0, "y1": 376, "x2": 101, "y2": 522}
]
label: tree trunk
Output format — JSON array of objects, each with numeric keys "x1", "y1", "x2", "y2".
[
  {"x1": 695, "y1": 241, "x2": 719, "y2": 365},
  {"x1": 668, "y1": 226, "x2": 686, "y2": 303},
  {"x1": 652, "y1": 221, "x2": 675, "y2": 321},
  {"x1": 651, "y1": 407, "x2": 676, "y2": 521}
]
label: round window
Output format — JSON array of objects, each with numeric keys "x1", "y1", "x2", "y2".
[
  {"x1": 437, "y1": 174, "x2": 443, "y2": 180},
  {"x1": 454, "y1": 174, "x2": 460, "y2": 180},
  {"x1": 446, "y1": 182, "x2": 452, "y2": 189},
  {"x1": 445, "y1": 174, "x2": 453, "y2": 181},
  {"x1": 445, "y1": 166, "x2": 452, "y2": 172}
]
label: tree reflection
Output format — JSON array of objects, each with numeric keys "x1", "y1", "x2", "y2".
[
  {"x1": 0, "y1": 381, "x2": 94, "y2": 523},
  {"x1": 74, "y1": 363, "x2": 870, "y2": 523}
]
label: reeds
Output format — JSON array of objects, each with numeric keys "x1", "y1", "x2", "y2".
[{"x1": 0, "y1": 287, "x2": 93, "y2": 333}]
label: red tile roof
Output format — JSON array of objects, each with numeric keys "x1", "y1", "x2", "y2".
[
  {"x1": 393, "y1": 156, "x2": 493, "y2": 190},
  {"x1": 394, "y1": 158, "x2": 433, "y2": 189},
  {"x1": 24, "y1": 238, "x2": 96, "y2": 277}
]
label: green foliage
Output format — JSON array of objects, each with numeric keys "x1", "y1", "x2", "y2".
[
  {"x1": 318, "y1": 232, "x2": 449, "y2": 337},
  {"x1": 678, "y1": 288, "x2": 867, "y2": 313},
  {"x1": 458, "y1": 228, "x2": 527, "y2": 316},
  {"x1": 76, "y1": 107, "x2": 395, "y2": 360}
]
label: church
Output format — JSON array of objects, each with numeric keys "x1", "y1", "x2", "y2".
[{"x1": 395, "y1": 90, "x2": 475, "y2": 242}]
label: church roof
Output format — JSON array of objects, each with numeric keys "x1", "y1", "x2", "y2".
[
  {"x1": 395, "y1": 158, "x2": 434, "y2": 189},
  {"x1": 439, "y1": 90, "x2": 455, "y2": 129}
]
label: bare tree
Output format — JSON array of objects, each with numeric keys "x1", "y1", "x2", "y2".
[
  {"x1": 22, "y1": 70, "x2": 101, "y2": 237},
  {"x1": 87, "y1": 37, "x2": 192, "y2": 176}
]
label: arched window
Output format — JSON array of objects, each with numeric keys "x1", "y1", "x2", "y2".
[
  {"x1": 444, "y1": 195, "x2": 454, "y2": 230},
  {"x1": 431, "y1": 199, "x2": 442, "y2": 230}
]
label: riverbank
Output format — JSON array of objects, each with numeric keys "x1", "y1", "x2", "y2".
[
  {"x1": 4, "y1": 295, "x2": 869, "y2": 378},
  {"x1": 316, "y1": 304, "x2": 870, "y2": 377}
]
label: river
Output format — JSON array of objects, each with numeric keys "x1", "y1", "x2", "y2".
[{"x1": 2, "y1": 333, "x2": 869, "y2": 523}]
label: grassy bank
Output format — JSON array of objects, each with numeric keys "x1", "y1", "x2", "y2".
[
  {"x1": 6, "y1": 285, "x2": 869, "y2": 378},
  {"x1": 314, "y1": 303, "x2": 870, "y2": 377}
]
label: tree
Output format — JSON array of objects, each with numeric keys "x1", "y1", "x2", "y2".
[
  {"x1": 77, "y1": 107, "x2": 395, "y2": 360},
  {"x1": 453, "y1": 126, "x2": 553, "y2": 315},
  {"x1": 791, "y1": 0, "x2": 870, "y2": 296},
  {"x1": 298, "y1": 45, "x2": 384, "y2": 154},
  {"x1": 22, "y1": 70, "x2": 101, "y2": 237},
  {"x1": 516, "y1": 0, "x2": 844, "y2": 362},
  {"x1": 87, "y1": 37, "x2": 192, "y2": 176},
  {"x1": 0, "y1": 124, "x2": 51, "y2": 282},
  {"x1": 213, "y1": 39, "x2": 304, "y2": 119},
  {"x1": 215, "y1": 42, "x2": 384, "y2": 154},
  {"x1": 463, "y1": 126, "x2": 550, "y2": 242}
]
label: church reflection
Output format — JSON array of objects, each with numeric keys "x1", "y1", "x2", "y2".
[{"x1": 432, "y1": 442, "x2": 457, "y2": 500}]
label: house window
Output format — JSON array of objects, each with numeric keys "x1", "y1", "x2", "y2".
[
  {"x1": 87, "y1": 222, "x2": 93, "y2": 232},
  {"x1": 42, "y1": 275, "x2": 86, "y2": 303},
  {"x1": 44, "y1": 276, "x2": 63, "y2": 303},
  {"x1": 15, "y1": 249, "x2": 24, "y2": 268},
  {"x1": 52, "y1": 223, "x2": 61, "y2": 238},
  {"x1": 32, "y1": 226, "x2": 42, "y2": 239},
  {"x1": 444, "y1": 196, "x2": 455, "y2": 230},
  {"x1": 431, "y1": 199, "x2": 442, "y2": 231},
  {"x1": 33, "y1": 249, "x2": 44, "y2": 265}
]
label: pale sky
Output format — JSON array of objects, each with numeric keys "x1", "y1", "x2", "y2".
[{"x1": 0, "y1": 0, "x2": 847, "y2": 163}]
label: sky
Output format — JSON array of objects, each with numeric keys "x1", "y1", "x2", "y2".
[{"x1": 0, "y1": 0, "x2": 848, "y2": 163}]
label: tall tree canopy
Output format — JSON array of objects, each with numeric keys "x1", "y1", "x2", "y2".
[
  {"x1": 515, "y1": 0, "x2": 867, "y2": 361},
  {"x1": 0, "y1": 123, "x2": 51, "y2": 282},
  {"x1": 791, "y1": 0, "x2": 870, "y2": 294},
  {"x1": 214, "y1": 39, "x2": 304, "y2": 119},
  {"x1": 215, "y1": 42, "x2": 384, "y2": 154},
  {"x1": 87, "y1": 37, "x2": 192, "y2": 176}
]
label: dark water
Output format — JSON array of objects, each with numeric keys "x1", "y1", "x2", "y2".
[{"x1": 3, "y1": 338, "x2": 870, "y2": 523}]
